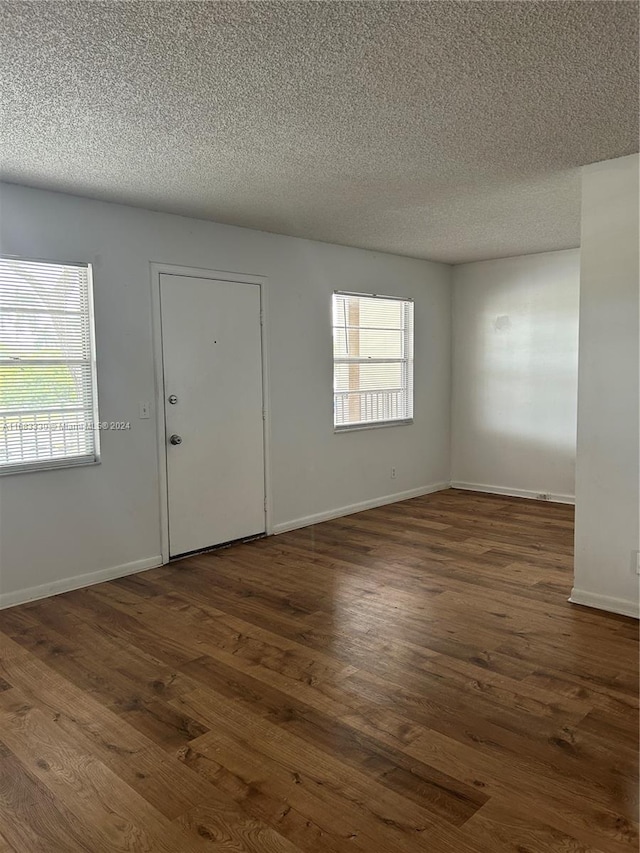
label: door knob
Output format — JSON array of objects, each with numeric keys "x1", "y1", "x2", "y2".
[{"x1": 169, "y1": 434, "x2": 182, "y2": 446}]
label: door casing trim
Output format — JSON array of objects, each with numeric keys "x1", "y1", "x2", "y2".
[{"x1": 150, "y1": 262, "x2": 272, "y2": 564}]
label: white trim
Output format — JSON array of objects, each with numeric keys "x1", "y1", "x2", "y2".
[
  {"x1": 335, "y1": 290, "x2": 414, "y2": 302},
  {"x1": 450, "y1": 481, "x2": 575, "y2": 505},
  {"x1": 334, "y1": 418, "x2": 413, "y2": 433},
  {"x1": 149, "y1": 263, "x2": 271, "y2": 563},
  {"x1": 149, "y1": 264, "x2": 170, "y2": 563},
  {"x1": 0, "y1": 456, "x2": 100, "y2": 477},
  {"x1": 569, "y1": 588, "x2": 639, "y2": 619},
  {"x1": 259, "y1": 281, "x2": 274, "y2": 536},
  {"x1": 272, "y1": 482, "x2": 449, "y2": 534},
  {"x1": 0, "y1": 556, "x2": 162, "y2": 611}
]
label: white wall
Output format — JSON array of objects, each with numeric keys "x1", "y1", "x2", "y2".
[
  {"x1": 451, "y1": 249, "x2": 580, "y2": 501},
  {"x1": 0, "y1": 183, "x2": 451, "y2": 606},
  {"x1": 572, "y1": 154, "x2": 640, "y2": 618}
]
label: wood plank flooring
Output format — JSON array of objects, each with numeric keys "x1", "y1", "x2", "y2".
[{"x1": 0, "y1": 488, "x2": 637, "y2": 852}]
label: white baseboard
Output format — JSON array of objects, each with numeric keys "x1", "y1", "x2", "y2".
[
  {"x1": 0, "y1": 556, "x2": 163, "y2": 611},
  {"x1": 272, "y1": 482, "x2": 450, "y2": 535},
  {"x1": 569, "y1": 589, "x2": 639, "y2": 619},
  {"x1": 450, "y1": 481, "x2": 575, "y2": 505}
]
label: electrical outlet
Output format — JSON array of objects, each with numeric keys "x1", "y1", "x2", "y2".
[
  {"x1": 391, "y1": 467, "x2": 397, "y2": 479},
  {"x1": 139, "y1": 401, "x2": 150, "y2": 419}
]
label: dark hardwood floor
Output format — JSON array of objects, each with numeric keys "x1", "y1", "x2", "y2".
[{"x1": 0, "y1": 489, "x2": 637, "y2": 852}]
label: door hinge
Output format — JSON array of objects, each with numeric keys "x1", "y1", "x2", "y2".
[
  {"x1": 262, "y1": 409, "x2": 266, "y2": 421},
  {"x1": 264, "y1": 496, "x2": 267, "y2": 511},
  {"x1": 260, "y1": 310, "x2": 264, "y2": 325}
]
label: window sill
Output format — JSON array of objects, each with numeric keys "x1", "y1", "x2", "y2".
[
  {"x1": 334, "y1": 419, "x2": 413, "y2": 434},
  {"x1": 0, "y1": 457, "x2": 101, "y2": 477}
]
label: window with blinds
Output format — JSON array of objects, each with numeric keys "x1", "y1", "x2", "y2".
[
  {"x1": 333, "y1": 291, "x2": 414, "y2": 430},
  {"x1": 0, "y1": 257, "x2": 100, "y2": 474}
]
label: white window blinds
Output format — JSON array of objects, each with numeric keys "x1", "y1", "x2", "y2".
[
  {"x1": 0, "y1": 257, "x2": 100, "y2": 474},
  {"x1": 333, "y1": 291, "x2": 414, "y2": 430}
]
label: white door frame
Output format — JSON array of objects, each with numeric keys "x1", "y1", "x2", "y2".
[{"x1": 149, "y1": 262, "x2": 272, "y2": 564}]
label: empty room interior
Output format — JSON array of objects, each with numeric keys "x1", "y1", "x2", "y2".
[{"x1": 0, "y1": 2, "x2": 638, "y2": 852}]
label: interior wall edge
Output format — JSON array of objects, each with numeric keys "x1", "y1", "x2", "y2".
[
  {"x1": 0, "y1": 555, "x2": 163, "y2": 611},
  {"x1": 450, "y1": 482, "x2": 575, "y2": 505},
  {"x1": 272, "y1": 481, "x2": 450, "y2": 534},
  {"x1": 569, "y1": 588, "x2": 640, "y2": 620}
]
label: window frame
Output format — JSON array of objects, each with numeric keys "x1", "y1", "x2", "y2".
[
  {"x1": 0, "y1": 255, "x2": 101, "y2": 476},
  {"x1": 332, "y1": 290, "x2": 414, "y2": 433}
]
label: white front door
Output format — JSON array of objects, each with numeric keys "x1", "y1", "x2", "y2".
[{"x1": 159, "y1": 273, "x2": 265, "y2": 557}]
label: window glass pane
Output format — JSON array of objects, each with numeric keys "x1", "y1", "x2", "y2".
[
  {"x1": 357, "y1": 329, "x2": 404, "y2": 358},
  {"x1": 0, "y1": 313, "x2": 88, "y2": 360},
  {"x1": 332, "y1": 292, "x2": 413, "y2": 429},
  {"x1": 334, "y1": 362, "x2": 403, "y2": 392},
  {"x1": 333, "y1": 327, "x2": 347, "y2": 358},
  {"x1": 0, "y1": 363, "x2": 95, "y2": 412},
  {"x1": 358, "y1": 298, "x2": 403, "y2": 329},
  {"x1": 0, "y1": 257, "x2": 99, "y2": 472}
]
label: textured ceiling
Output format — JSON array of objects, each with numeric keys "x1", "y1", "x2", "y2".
[{"x1": 1, "y1": 1, "x2": 638, "y2": 263}]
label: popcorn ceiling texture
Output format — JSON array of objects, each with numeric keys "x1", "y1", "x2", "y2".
[{"x1": 1, "y1": 1, "x2": 637, "y2": 263}]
